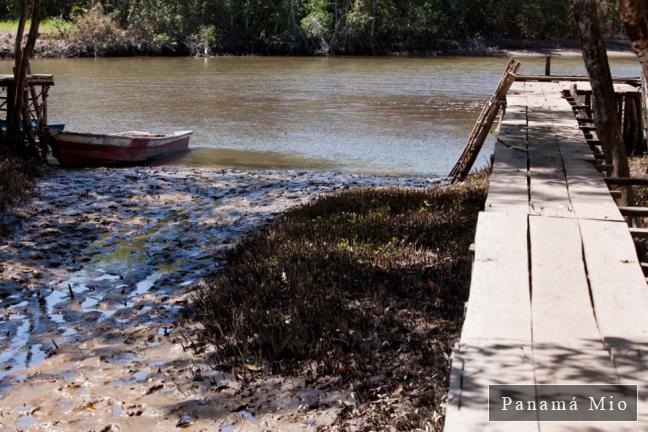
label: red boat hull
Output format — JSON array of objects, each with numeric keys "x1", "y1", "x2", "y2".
[{"x1": 50, "y1": 131, "x2": 192, "y2": 167}]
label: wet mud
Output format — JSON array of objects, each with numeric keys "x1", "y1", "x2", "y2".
[{"x1": 0, "y1": 167, "x2": 434, "y2": 430}]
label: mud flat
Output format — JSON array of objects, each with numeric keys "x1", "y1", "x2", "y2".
[{"x1": 0, "y1": 166, "x2": 435, "y2": 431}]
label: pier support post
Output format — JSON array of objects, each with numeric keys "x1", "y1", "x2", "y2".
[
  {"x1": 571, "y1": 0, "x2": 632, "y2": 204},
  {"x1": 618, "y1": 0, "x2": 648, "y2": 154}
]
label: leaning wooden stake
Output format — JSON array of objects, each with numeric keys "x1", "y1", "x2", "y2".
[{"x1": 449, "y1": 58, "x2": 521, "y2": 181}]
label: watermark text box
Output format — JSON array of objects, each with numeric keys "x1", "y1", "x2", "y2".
[{"x1": 489, "y1": 384, "x2": 638, "y2": 422}]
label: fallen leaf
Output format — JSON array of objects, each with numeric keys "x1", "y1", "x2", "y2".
[{"x1": 244, "y1": 364, "x2": 261, "y2": 372}]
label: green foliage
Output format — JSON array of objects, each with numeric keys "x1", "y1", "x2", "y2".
[
  {"x1": 515, "y1": 0, "x2": 573, "y2": 39},
  {"x1": 0, "y1": 0, "x2": 626, "y2": 54},
  {"x1": 199, "y1": 24, "x2": 219, "y2": 48},
  {"x1": 127, "y1": 0, "x2": 196, "y2": 43},
  {"x1": 68, "y1": 4, "x2": 131, "y2": 55},
  {"x1": 43, "y1": 16, "x2": 73, "y2": 39},
  {"x1": 301, "y1": 0, "x2": 332, "y2": 53}
]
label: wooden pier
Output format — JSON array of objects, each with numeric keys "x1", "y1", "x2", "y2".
[
  {"x1": 444, "y1": 79, "x2": 648, "y2": 430},
  {"x1": 0, "y1": 73, "x2": 54, "y2": 130}
]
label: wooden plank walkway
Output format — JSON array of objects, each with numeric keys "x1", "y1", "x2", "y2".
[{"x1": 445, "y1": 80, "x2": 648, "y2": 431}]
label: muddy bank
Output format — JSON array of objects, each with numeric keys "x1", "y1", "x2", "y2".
[{"x1": 0, "y1": 166, "x2": 436, "y2": 431}]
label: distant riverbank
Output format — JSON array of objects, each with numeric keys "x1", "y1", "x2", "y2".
[{"x1": 0, "y1": 31, "x2": 637, "y2": 59}]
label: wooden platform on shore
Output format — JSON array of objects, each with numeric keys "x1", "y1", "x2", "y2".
[
  {"x1": 0, "y1": 74, "x2": 54, "y2": 86},
  {"x1": 444, "y1": 80, "x2": 648, "y2": 431}
]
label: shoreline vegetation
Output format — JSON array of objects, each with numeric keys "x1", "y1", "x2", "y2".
[
  {"x1": 185, "y1": 172, "x2": 488, "y2": 430},
  {"x1": 0, "y1": 150, "x2": 35, "y2": 229},
  {"x1": 0, "y1": 31, "x2": 638, "y2": 59},
  {"x1": 0, "y1": 1, "x2": 634, "y2": 58}
]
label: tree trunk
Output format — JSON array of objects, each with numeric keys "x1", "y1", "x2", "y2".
[
  {"x1": 619, "y1": 0, "x2": 648, "y2": 63},
  {"x1": 571, "y1": 0, "x2": 632, "y2": 203},
  {"x1": 618, "y1": 0, "x2": 648, "y2": 152},
  {"x1": 643, "y1": 65, "x2": 648, "y2": 146},
  {"x1": 328, "y1": 0, "x2": 351, "y2": 55},
  {"x1": 7, "y1": 0, "x2": 29, "y2": 138},
  {"x1": 7, "y1": 0, "x2": 42, "y2": 158}
]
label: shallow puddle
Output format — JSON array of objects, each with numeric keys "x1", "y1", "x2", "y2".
[{"x1": 15, "y1": 415, "x2": 36, "y2": 429}]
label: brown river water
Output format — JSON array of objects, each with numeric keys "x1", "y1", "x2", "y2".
[{"x1": 3, "y1": 55, "x2": 642, "y2": 175}]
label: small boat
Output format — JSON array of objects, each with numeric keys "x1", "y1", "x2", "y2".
[
  {"x1": 49, "y1": 130, "x2": 192, "y2": 167},
  {"x1": 47, "y1": 123, "x2": 66, "y2": 131}
]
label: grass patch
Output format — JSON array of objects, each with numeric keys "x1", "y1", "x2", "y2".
[
  {"x1": 186, "y1": 173, "x2": 487, "y2": 429},
  {"x1": 0, "y1": 19, "x2": 72, "y2": 38}
]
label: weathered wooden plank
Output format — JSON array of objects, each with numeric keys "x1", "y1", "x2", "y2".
[
  {"x1": 526, "y1": 109, "x2": 574, "y2": 217},
  {"x1": 573, "y1": 81, "x2": 642, "y2": 93},
  {"x1": 528, "y1": 168, "x2": 573, "y2": 218},
  {"x1": 629, "y1": 227, "x2": 648, "y2": 237},
  {"x1": 619, "y1": 206, "x2": 648, "y2": 217},
  {"x1": 499, "y1": 116, "x2": 526, "y2": 127},
  {"x1": 0, "y1": 74, "x2": 55, "y2": 86},
  {"x1": 579, "y1": 219, "x2": 648, "y2": 346},
  {"x1": 515, "y1": 74, "x2": 641, "y2": 85},
  {"x1": 533, "y1": 343, "x2": 632, "y2": 432},
  {"x1": 493, "y1": 128, "x2": 528, "y2": 166},
  {"x1": 532, "y1": 343, "x2": 619, "y2": 384},
  {"x1": 530, "y1": 216, "x2": 600, "y2": 345},
  {"x1": 525, "y1": 96, "x2": 547, "y2": 108},
  {"x1": 611, "y1": 348, "x2": 648, "y2": 429},
  {"x1": 606, "y1": 177, "x2": 648, "y2": 186},
  {"x1": 460, "y1": 212, "x2": 531, "y2": 344},
  {"x1": 486, "y1": 119, "x2": 529, "y2": 212},
  {"x1": 506, "y1": 94, "x2": 527, "y2": 106},
  {"x1": 491, "y1": 140, "x2": 527, "y2": 168},
  {"x1": 562, "y1": 159, "x2": 624, "y2": 222},
  {"x1": 445, "y1": 344, "x2": 536, "y2": 431},
  {"x1": 530, "y1": 218, "x2": 623, "y2": 430},
  {"x1": 508, "y1": 81, "x2": 526, "y2": 96},
  {"x1": 557, "y1": 141, "x2": 594, "y2": 161},
  {"x1": 486, "y1": 170, "x2": 529, "y2": 213}
]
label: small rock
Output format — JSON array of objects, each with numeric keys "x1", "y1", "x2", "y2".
[
  {"x1": 12, "y1": 273, "x2": 29, "y2": 283},
  {"x1": 176, "y1": 414, "x2": 196, "y2": 428},
  {"x1": 0, "y1": 280, "x2": 23, "y2": 297},
  {"x1": 27, "y1": 251, "x2": 45, "y2": 260}
]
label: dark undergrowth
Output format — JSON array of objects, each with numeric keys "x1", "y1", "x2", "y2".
[
  {"x1": 627, "y1": 157, "x2": 648, "y2": 264},
  {"x1": 186, "y1": 173, "x2": 487, "y2": 430},
  {"x1": 0, "y1": 148, "x2": 35, "y2": 227},
  {"x1": 629, "y1": 156, "x2": 648, "y2": 206}
]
